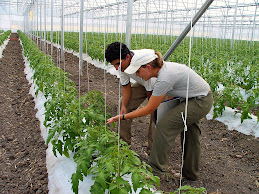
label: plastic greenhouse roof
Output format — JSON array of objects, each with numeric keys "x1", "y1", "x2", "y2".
[{"x1": 0, "y1": 0, "x2": 258, "y2": 28}]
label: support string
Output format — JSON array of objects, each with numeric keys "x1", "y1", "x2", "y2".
[{"x1": 179, "y1": 11, "x2": 194, "y2": 192}]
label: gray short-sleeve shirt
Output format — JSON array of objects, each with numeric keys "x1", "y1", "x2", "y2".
[{"x1": 152, "y1": 62, "x2": 210, "y2": 98}]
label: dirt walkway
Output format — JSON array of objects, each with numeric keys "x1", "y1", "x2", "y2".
[{"x1": 0, "y1": 33, "x2": 48, "y2": 193}]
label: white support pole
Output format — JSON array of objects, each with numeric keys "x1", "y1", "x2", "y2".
[
  {"x1": 192, "y1": 0, "x2": 198, "y2": 46},
  {"x1": 51, "y1": 0, "x2": 53, "y2": 55},
  {"x1": 61, "y1": 0, "x2": 65, "y2": 62},
  {"x1": 144, "y1": 0, "x2": 148, "y2": 38},
  {"x1": 164, "y1": 0, "x2": 169, "y2": 43},
  {"x1": 9, "y1": 0, "x2": 11, "y2": 30},
  {"x1": 125, "y1": 0, "x2": 133, "y2": 49},
  {"x1": 231, "y1": 0, "x2": 239, "y2": 49},
  {"x1": 79, "y1": 0, "x2": 84, "y2": 76},
  {"x1": 37, "y1": 0, "x2": 39, "y2": 45},
  {"x1": 40, "y1": 0, "x2": 42, "y2": 49},
  {"x1": 223, "y1": 8, "x2": 229, "y2": 43},
  {"x1": 116, "y1": 4, "x2": 119, "y2": 36},
  {"x1": 250, "y1": 0, "x2": 258, "y2": 46},
  {"x1": 44, "y1": 0, "x2": 46, "y2": 52}
]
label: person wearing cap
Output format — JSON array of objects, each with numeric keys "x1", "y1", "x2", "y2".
[
  {"x1": 106, "y1": 50, "x2": 213, "y2": 181},
  {"x1": 105, "y1": 42, "x2": 157, "y2": 152}
]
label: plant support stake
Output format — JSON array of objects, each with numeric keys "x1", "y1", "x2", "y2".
[
  {"x1": 163, "y1": 0, "x2": 214, "y2": 61},
  {"x1": 79, "y1": 0, "x2": 84, "y2": 76},
  {"x1": 125, "y1": 0, "x2": 133, "y2": 49}
]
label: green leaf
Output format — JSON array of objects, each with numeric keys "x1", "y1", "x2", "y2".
[
  {"x1": 121, "y1": 164, "x2": 131, "y2": 175},
  {"x1": 90, "y1": 183, "x2": 105, "y2": 194},
  {"x1": 71, "y1": 173, "x2": 79, "y2": 194},
  {"x1": 116, "y1": 176, "x2": 130, "y2": 185},
  {"x1": 46, "y1": 128, "x2": 56, "y2": 145},
  {"x1": 132, "y1": 172, "x2": 143, "y2": 192},
  {"x1": 105, "y1": 160, "x2": 115, "y2": 172},
  {"x1": 150, "y1": 175, "x2": 160, "y2": 188},
  {"x1": 96, "y1": 171, "x2": 108, "y2": 189},
  {"x1": 57, "y1": 140, "x2": 63, "y2": 155},
  {"x1": 80, "y1": 162, "x2": 90, "y2": 177},
  {"x1": 108, "y1": 182, "x2": 118, "y2": 191},
  {"x1": 63, "y1": 148, "x2": 70, "y2": 158},
  {"x1": 139, "y1": 188, "x2": 153, "y2": 194}
]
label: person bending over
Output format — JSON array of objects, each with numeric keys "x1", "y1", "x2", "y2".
[
  {"x1": 105, "y1": 42, "x2": 156, "y2": 152},
  {"x1": 106, "y1": 50, "x2": 213, "y2": 181}
]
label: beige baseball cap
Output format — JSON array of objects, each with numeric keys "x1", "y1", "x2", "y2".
[{"x1": 125, "y1": 49, "x2": 157, "y2": 74}]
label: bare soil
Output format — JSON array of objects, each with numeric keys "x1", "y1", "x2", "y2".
[
  {"x1": 0, "y1": 33, "x2": 258, "y2": 193},
  {"x1": 0, "y1": 33, "x2": 48, "y2": 194}
]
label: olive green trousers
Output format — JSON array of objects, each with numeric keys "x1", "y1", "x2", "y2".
[
  {"x1": 118, "y1": 83, "x2": 155, "y2": 151},
  {"x1": 149, "y1": 92, "x2": 213, "y2": 180}
]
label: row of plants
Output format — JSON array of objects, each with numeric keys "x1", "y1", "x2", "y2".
[
  {"x1": 18, "y1": 30, "x2": 161, "y2": 194},
  {"x1": 0, "y1": 30, "x2": 11, "y2": 46},
  {"x1": 42, "y1": 31, "x2": 259, "y2": 123}
]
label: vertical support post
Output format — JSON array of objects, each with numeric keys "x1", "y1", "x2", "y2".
[
  {"x1": 164, "y1": 0, "x2": 169, "y2": 43},
  {"x1": 125, "y1": 0, "x2": 133, "y2": 49},
  {"x1": 70, "y1": 15, "x2": 72, "y2": 33},
  {"x1": 144, "y1": 0, "x2": 148, "y2": 38},
  {"x1": 51, "y1": 0, "x2": 53, "y2": 55},
  {"x1": 40, "y1": 0, "x2": 42, "y2": 49},
  {"x1": 223, "y1": 8, "x2": 229, "y2": 43},
  {"x1": 44, "y1": 0, "x2": 46, "y2": 52},
  {"x1": 79, "y1": 0, "x2": 84, "y2": 76},
  {"x1": 9, "y1": 0, "x2": 11, "y2": 30},
  {"x1": 85, "y1": 12, "x2": 88, "y2": 54},
  {"x1": 116, "y1": 4, "x2": 119, "y2": 36},
  {"x1": 31, "y1": 9, "x2": 33, "y2": 39},
  {"x1": 192, "y1": 0, "x2": 198, "y2": 46},
  {"x1": 250, "y1": 0, "x2": 258, "y2": 47},
  {"x1": 61, "y1": 0, "x2": 65, "y2": 62},
  {"x1": 231, "y1": 0, "x2": 238, "y2": 49},
  {"x1": 37, "y1": 0, "x2": 39, "y2": 45}
]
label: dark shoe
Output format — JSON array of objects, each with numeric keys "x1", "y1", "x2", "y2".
[{"x1": 182, "y1": 172, "x2": 198, "y2": 181}]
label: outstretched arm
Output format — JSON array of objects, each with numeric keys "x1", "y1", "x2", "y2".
[{"x1": 106, "y1": 94, "x2": 166, "y2": 124}]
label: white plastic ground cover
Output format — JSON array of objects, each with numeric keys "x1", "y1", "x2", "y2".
[
  {"x1": 0, "y1": 38, "x2": 10, "y2": 59},
  {"x1": 20, "y1": 40, "x2": 154, "y2": 194},
  {"x1": 206, "y1": 84, "x2": 258, "y2": 137}
]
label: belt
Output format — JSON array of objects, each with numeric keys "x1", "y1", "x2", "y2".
[
  {"x1": 191, "y1": 90, "x2": 212, "y2": 99},
  {"x1": 180, "y1": 90, "x2": 211, "y2": 102}
]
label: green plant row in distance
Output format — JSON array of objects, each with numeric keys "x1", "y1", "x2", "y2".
[{"x1": 0, "y1": 30, "x2": 11, "y2": 46}]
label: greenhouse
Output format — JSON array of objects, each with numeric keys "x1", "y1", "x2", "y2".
[{"x1": 0, "y1": 0, "x2": 258, "y2": 194}]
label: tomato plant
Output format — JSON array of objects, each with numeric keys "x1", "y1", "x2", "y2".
[{"x1": 18, "y1": 30, "x2": 160, "y2": 194}]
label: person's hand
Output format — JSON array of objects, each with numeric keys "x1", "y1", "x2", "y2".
[
  {"x1": 120, "y1": 105, "x2": 127, "y2": 115},
  {"x1": 106, "y1": 115, "x2": 121, "y2": 124}
]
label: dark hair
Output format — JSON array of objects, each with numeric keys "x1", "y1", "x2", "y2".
[{"x1": 105, "y1": 42, "x2": 131, "y2": 62}]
